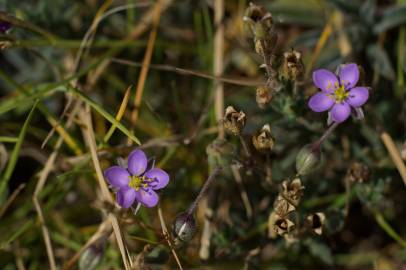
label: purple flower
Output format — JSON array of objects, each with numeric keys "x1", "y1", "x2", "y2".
[
  {"x1": 104, "y1": 149, "x2": 169, "y2": 208},
  {"x1": 308, "y1": 63, "x2": 369, "y2": 123},
  {"x1": 0, "y1": 21, "x2": 12, "y2": 33}
]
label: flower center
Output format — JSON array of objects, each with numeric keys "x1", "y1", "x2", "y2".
[
  {"x1": 129, "y1": 175, "x2": 149, "y2": 191},
  {"x1": 334, "y1": 85, "x2": 348, "y2": 103}
]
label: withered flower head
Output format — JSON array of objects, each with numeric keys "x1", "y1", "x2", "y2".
[
  {"x1": 282, "y1": 49, "x2": 304, "y2": 81},
  {"x1": 222, "y1": 106, "x2": 246, "y2": 135},
  {"x1": 305, "y1": 212, "x2": 325, "y2": 235},
  {"x1": 252, "y1": 124, "x2": 274, "y2": 153},
  {"x1": 256, "y1": 86, "x2": 273, "y2": 109},
  {"x1": 272, "y1": 214, "x2": 295, "y2": 236},
  {"x1": 273, "y1": 195, "x2": 295, "y2": 218},
  {"x1": 243, "y1": 2, "x2": 274, "y2": 39},
  {"x1": 281, "y1": 178, "x2": 305, "y2": 206},
  {"x1": 346, "y1": 161, "x2": 370, "y2": 183}
]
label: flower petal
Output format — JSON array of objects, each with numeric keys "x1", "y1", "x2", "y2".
[
  {"x1": 308, "y1": 92, "x2": 334, "y2": 112},
  {"x1": 135, "y1": 189, "x2": 159, "y2": 208},
  {"x1": 128, "y1": 149, "x2": 148, "y2": 176},
  {"x1": 331, "y1": 102, "x2": 351, "y2": 123},
  {"x1": 339, "y1": 63, "x2": 359, "y2": 89},
  {"x1": 312, "y1": 69, "x2": 338, "y2": 93},
  {"x1": 104, "y1": 166, "x2": 130, "y2": 188},
  {"x1": 144, "y1": 168, "x2": 170, "y2": 190},
  {"x1": 346, "y1": 87, "x2": 369, "y2": 107},
  {"x1": 116, "y1": 187, "x2": 136, "y2": 208}
]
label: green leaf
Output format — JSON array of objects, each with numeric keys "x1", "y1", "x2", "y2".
[
  {"x1": 305, "y1": 238, "x2": 334, "y2": 265},
  {"x1": 354, "y1": 178, "x2": 389, "y2": 209},
  {"x1": 0, "y1": 83, "x2": 63, "y2": 115},
  {"x1": 373, "y1": 5, "x2": 406, "y2": 33}
]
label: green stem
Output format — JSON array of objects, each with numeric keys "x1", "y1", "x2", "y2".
[{"x1": 374, "y1": 211, "x2": 406, "y2": 248}]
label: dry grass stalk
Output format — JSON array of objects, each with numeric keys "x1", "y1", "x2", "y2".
[{"x1": 81, "y1": 105, "x2": 131, "y2": 270}]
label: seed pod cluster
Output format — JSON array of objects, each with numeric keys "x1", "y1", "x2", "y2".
[{"x1": 269, "y1": 178, "x2": 305, "y2": 238}]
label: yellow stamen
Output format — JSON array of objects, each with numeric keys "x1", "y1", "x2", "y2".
[
  {"x1": 129, "y1": 175, "x2": 147, "y2": 191},
  {"x1": 334, "y1": 84, "x2": 348, "y2": 103}
]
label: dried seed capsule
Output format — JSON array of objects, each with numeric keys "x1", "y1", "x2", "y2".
[
  {"x1": 243, "y1": 3, "x2": 274, "y2": 38},
  {"x1": 305, "y1": 212, "x2": 325, "y2": 235},
  {"x1": 255, "y1": 86, "x2": 273, "y2": 109},
  {"x1": 281, "y1": 178, "x2": 305, "y2": 205},
  {"x1": 295, "y1": 144, "x2": 322, "y2": 175},
  {"x1": 221, "y1": 106, "x2": 246, "y2": 136},
  {"x1": 252, "y1": 124, "x2": 274, "y2": 153},
  {"x1": 273, "y1": 195, "x2": 295, "y2": 218},
  {"x1": 282, "y1": 49, "x2": 304, "y2": 81},
  {"x1": 346, "y1": 162, "x2": 370, "y2": 183},
  {"x1": 171, "y1": 212, "x2": 197, "y2": 247},
  {"x1": 272, "y1": 214, "x2": 295, "y2": 236}
]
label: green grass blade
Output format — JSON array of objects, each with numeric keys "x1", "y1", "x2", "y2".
[
  {"x1": 0, "y1": 136, "x2": 19, "y2": 143},
  {"x1": 68, "y1": 87, "x2": 140, "y2": 145},
  {"x1": 0, "y1": 100, "x2": 38, "y2": 198}
]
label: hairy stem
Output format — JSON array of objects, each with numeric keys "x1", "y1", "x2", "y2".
[{"x1": 187, "y1": 166, "x2": 222, "y2": 216}]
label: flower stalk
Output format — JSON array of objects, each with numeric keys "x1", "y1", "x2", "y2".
[{"x1": 187, "y1": 166, "x2": 223, "y2": 216}]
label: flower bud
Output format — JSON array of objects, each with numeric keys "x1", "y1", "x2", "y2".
[
  {"x1": 252, "y1": 124, "x2": 274, "y2": 153},
  {"x1": 79, "y1": 241, "x2": 105, "y2": 270},
  {"x1": 255, "y1": 86, "x2": 273, "y2": 109},
  {"x1": 305, "y1": 212, "x2": 325, "y2": 235},
  {"x1": 295, "y1": 144, "x2": 322, "y2": 175},
  {"x1": 221, "y1": 106, "x2": 246, "y2": 136},
  {"x1": 171, "y1": 212, "x2": 197, "y2": 247},
  {"x1": 346, "y1": 161, "x2": 370, "y2": 183},
  {"x1": 282, "y1": 49, "x2": 304, "y2": 81}
]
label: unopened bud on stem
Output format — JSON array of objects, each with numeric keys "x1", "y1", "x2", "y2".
[
  {"x1": 171, "y1": 166, "x2": 222, "y2": 247},
  {"x1": 295, "y1": 144, "x2": 322, "y2": 175},
  {"x1": 171, "y1": 212, "x2": 197, "y2": 247},
  {"x1": 79, "y1": 239, "x2": 105, "y2": 270}
]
